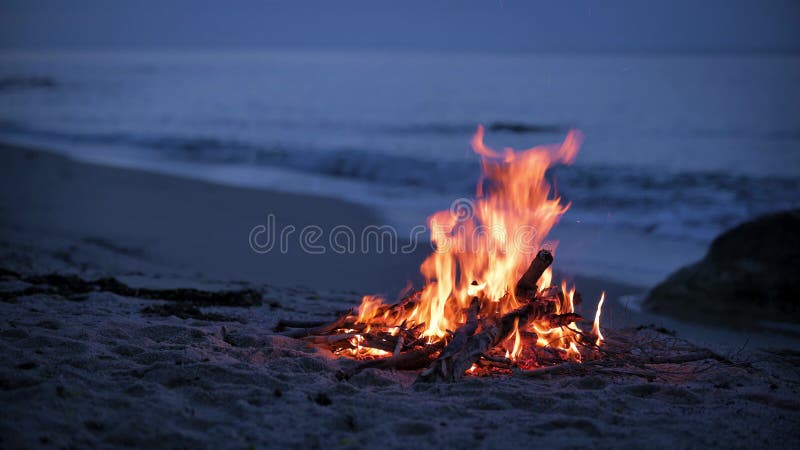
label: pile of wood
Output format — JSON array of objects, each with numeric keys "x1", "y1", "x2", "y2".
[{"x1": 276, "y1": 250, "x2": 597, "y2": 382}]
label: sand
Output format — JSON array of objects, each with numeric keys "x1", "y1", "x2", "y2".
[
  {"x1": 1, "y1": 143, "x2": 799, "y2": 449},
  {"x1": 0, "y1": 143, "x2": 430, "y2": 294}
]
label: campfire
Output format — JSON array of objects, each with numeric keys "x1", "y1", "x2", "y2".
[{"x1": 278, "y1": 126, "x2": 607, "y2": 381}]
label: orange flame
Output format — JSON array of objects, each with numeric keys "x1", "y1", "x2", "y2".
[
  {"x1": 354, "y1": 126, "x2": 598, "y2": 368},
  {"x1": 508, "y1": 318, "x2": 522, "y2": 361},
  {"x1": 356, "y1": 295, "x2": 385, "y2": 324},
  {"x1": 415, "y1": 126, "x2": 582, "y2": 339},
  {"x1": 538, "y1": 267, "x2": 553, "y2": 294},
  {"x1": 592, "y1": 292, "x2": 605, "y2": 346}
]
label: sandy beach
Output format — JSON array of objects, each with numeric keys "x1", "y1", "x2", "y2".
[
  {"x1": 1, "y1": 143, "x2": 799, "y2": 449},
  {"x1": 0, "y1": 142, "x2": 432, "y2": 293}
]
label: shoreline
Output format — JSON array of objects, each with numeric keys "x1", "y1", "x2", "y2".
[
  {"x1": 0, "y1": 141, "x2": 426, "y2": 293},
  {"x1": 0, "y1": 135, "x2": 710, "y2": 287}
]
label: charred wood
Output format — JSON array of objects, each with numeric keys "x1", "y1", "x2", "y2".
[
  {"x1": 418, "y1": 298, "x2": 555, "y2": 382},
  {"x1": 514, "y1": 249, "x2": 553, "y2": 297},
  {"x1": 337, "y1": 341, "x2": 446, "y2": 379}
]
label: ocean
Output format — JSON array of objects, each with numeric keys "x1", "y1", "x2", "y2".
[{"x1": 1, "y1": 50, "x2": 798, "y2": 261}]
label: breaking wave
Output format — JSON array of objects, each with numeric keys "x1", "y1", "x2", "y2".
[{"x1": 1, "y1": 121, "x2": 798, "y2": 242}]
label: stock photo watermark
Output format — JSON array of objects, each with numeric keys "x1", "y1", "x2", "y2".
[{"x1": 248, "y1": 198, "x2": 542, "y2": 256}]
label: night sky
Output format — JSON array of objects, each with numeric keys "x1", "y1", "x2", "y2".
[{"x1": 1, "y1": 0, "x2": 798, "y2": 52}]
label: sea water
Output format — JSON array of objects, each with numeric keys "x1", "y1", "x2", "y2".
[{"x1": 1, "y1": 50, "x2": 798, "y2": 283}]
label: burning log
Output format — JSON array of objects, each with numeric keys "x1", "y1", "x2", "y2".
[
  {"x1": 416, "y1": 297, "x2": 480, "y2": 381},
  {"x1": 302, "y1": 333, "x2": 360, "y2": 345},
  {"x1": 479, "y1": 353, "x2": 515, "y2": 367},
  {"x1": 447, "y1": 297, "x2": 482, "y2": 355},
  {"x1": 276, "y1": 242, "x2": 605, "y2": 381},
  {"x1": 418, "y1": 296, "x2": 559, "y2": 382},
  {"x1": 337, "y1": 341, "x2": 446, "y2": 379},
  {"x1": 279, "y1": 313, "x2": 359, "y2": 338},
  {"x1": 418, "y1": 251, "x2": 558, "y2": 382},
  {"x1": 383, "y1": 289, "x2": 422, "y2": 314},
  {"x1": 360, "y1": 333, "x2": 402, "y2": 353},
  {"x1": 278, "y1": 291, "x2": 422, "y2": 337},
  {"x1": 545, "y1": 313, "x2": 583, "y2": 328},
  {"x1": 360, "y1": 290, "x2": 421, "y2": 322},
  {"x1": 392, "y1": 335, "x2": 404, "y2": 358},
  {"x1": 515, "y1": 249, "x2": 553, "y2": 297}
]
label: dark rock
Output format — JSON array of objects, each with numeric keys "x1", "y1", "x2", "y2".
[{"x1": 645, "y1": 210, "x2": 800, "y2": 325}]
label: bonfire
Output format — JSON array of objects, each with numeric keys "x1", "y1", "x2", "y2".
[{"x1": 278, "y1": 126, "x2": 608, "y2": 381}]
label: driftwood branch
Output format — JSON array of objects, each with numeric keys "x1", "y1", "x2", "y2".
[
  {"x1": 371, "y1": 290, "x2": 422, "y2": 323},
  {"x1": 301, "y1": 333, "x2": 359, "y2": 345},
  {"x1": 279, "y1": 313, "x2": 358, "y2": 338},
  {"x1": 515, "y1": 350, "x2": 726, "y2": 379},
  {"x1": 417, "y1": 250, "x2": 556, "y2": 382},
  {"x1": 515, "y1": 250, "x2": 553, "y2": 297},
  {"x1": 417, "y1": 298, "x2": 557, "y2": 382},
  {"x1": 337, "y1": 341, "x2": 446, "y2": 379},
  {"x1": 274, "y1": 318, "x2": 329, "y2": 331},
  {"x1": 416, "y1": 297, "x2": 481, "y2": 382}
]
